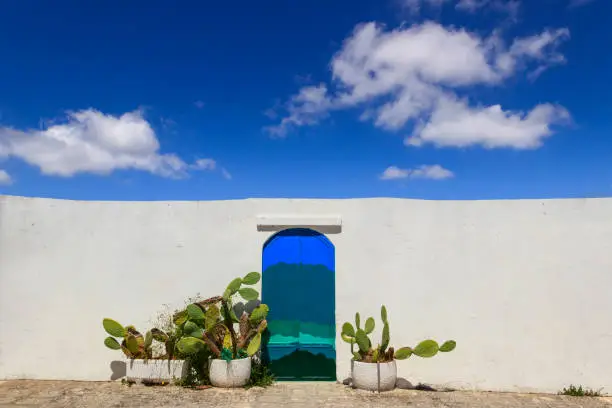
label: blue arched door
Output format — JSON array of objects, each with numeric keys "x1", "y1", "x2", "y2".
[{"x1": 262, "y1": 228, "x2": 336, "y2": 381}]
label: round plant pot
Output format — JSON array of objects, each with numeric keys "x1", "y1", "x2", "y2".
[
  {"x1": 352, "y1": 360, "x2": 397, "y2": 392},
  {"x1": 125, "y1": 359, "x2": 188, "y2": 383},
  {"x1": 209, "y1": 357, "x2": 252, "y2": 388}
]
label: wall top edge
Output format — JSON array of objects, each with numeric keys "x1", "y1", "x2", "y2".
[{"x1": 2, "y1": 195, "x2": 612, "y2": 205}]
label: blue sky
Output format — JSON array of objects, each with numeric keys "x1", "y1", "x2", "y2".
[{"x1": 0, "y1": 0, "x2": 610, "y2": 200}]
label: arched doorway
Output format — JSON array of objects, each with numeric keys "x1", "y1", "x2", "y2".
[{"x1": 262, "y1": 228, "x2": 336, "y2": 381}]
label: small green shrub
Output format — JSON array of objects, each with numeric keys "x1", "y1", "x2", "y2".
[
  {"x1": 559, "y1": 385, "x2": 603, "y2": 397},
  {"x1": 244, "y1": 358, "x2": 275, "y2": 389},
  {"x1": 175, "y1": 349, "x2": 212, "y2": 387},
  {"x1": 120, "y1": 378, "x2": 134, "y2": 387}
]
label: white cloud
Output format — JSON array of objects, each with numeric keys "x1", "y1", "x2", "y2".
[
  {"x1": 495, "y1": 28, "x2": 569, "y2": 78},
  {"x1": 407, "y1": 96, "x2": 570, "y2": 148},
  {"x1": 0, "y1": 109, "x2": 189, "y2": 178},
  {"x1": 0, "y1": 169, "x2": 12, "y2": 185},
  {"x1": 191, "y1": 158, "x2": 234, "y2": 180},
  {"x1": 411, "y1": 164, "x2": 455, "y2": 179},
  {"x1": 191, "y1": 158, "x2": 217, "y2": 171},
  {"x1": 381, "y1": 166, "x2": 410, "y2": 180},
  {"x1": 269, "y1": 21, "x2": 571, "y2": 149},
  {"x1": 265, "y1": 84, "x2": 331, "y2": 137},
  {"x1": 0, "y1": 109, "x2": 229, "y2": 180},
  {"x1": 380, "y1": 164, "x2": 454, "y2": 180}
]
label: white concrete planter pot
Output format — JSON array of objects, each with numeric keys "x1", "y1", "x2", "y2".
[
  {"x1": 351, "y1": 360, "x2": 397, "y2": 392},
  {"x1": 125, "y1": 359, "x2": 188, "y2": 383},
  {"x1": 209, "y1": 357, "x2": 252, "y2": 388}
]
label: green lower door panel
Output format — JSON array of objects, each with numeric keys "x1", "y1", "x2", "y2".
[{"x1": 265, "y1": 344, "x2": 336, "y2": 381}]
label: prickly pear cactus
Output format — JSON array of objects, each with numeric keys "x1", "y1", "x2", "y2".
[
  {"x1": 341, "y1": 306, "x2": 457, "y2": 364},
  {"x1": 105, "y1": 271, "x2": 269, "y2": 363},
  {"x1": 104, "y1": 318, "x2": 176, "y2": 360}
]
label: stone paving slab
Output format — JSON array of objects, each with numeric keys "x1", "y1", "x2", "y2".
[{"x1": 0, "y1": 380, "x2": 610, "y2": 408}]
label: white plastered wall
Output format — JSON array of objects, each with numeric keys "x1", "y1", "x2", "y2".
[{"x1": 0, "y1": 195, "x2": 611, "y2": 393}]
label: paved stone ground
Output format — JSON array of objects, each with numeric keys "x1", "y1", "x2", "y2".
[{"x1": 0, "y1": 381, "x2": 611, "y2": 408}]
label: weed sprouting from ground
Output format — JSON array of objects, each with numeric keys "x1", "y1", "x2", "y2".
[
  {"x1": 244, "y1": 357, "x2": 275, "y2": 389},
  {"x1": 559, "y1": 385, "x2": 604, "y2": 397}
]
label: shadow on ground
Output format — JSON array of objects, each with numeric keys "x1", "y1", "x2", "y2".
[{"x1": 342, "y1": 376, "x2": 455, "y2": 392}]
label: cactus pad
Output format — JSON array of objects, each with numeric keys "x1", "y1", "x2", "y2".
[
  {"x1": 226, "y1": 277, "x2": 243, "y2": 295},
  {"x1": 394, "y1": 347, "x2": 413, "y2": 360},
  {"x1": 249, "y1": 304, "x2": 269, "y2": 323},
  {"x1": 183, "y1": 321, "x2": 203, "y2": 338},
  {"x1": 144, "y1": 331, "x2": 153, "y2": 349},
  {"x1": 364, "y1": 317, "x2": 375, "y2": 334},
  {"x1": 380, "y1": 305, "x2": 388, "y2": 324},
  {"x1": 341, "y1": 322, "x2": 356, "y2": 338},
  {"x1": 440, "y1": 340, "x2": 456, "y2": 352},
  {"x1": 380, "y1": 323, "x2": 390, "y2": 353},
  {"x1": 186, "y1": 304, "x2": 206, "y2": 321},
  {"x1": 126, "y1": 334, "x2": 139, "y2": 354},
  {"x1": 355, "y1": 329, "x2": 370, "y2": 353},
  {"x1": 242, "y1": 272, "x2": 261, "y2": 285},
  {"x1": 413, "y1": 340, "x2": 439, "y2": 358},
  {"x1": 177, "y1": 337, "x2": 207, "y2": 354},
  {"x1": 104, "y1": 337, "x2": 121, "y2": 350},
  {"x1": 205, "y1": 305, "x2": 220, "y2": 330},
  {"x1": 247, "y1": 332, "x2": 262, "y2": 356},
  {"x1": 173, "y1": 310, "x2": 188, "y2": 326},
  {"x1": 238, "y1": 287, "x2": 259, "y2": 301},
  {"x1": 102, "y1": 318, "x2": 125, "y2": 337}
]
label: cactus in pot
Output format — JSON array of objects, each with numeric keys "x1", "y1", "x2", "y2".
[
  {"x1": 341, "y1": 305, "x2": 456, "y2": 363},
  {"x1": 175, "y1": 272, "x2": 269, "y2": 361},
  {"x1": 103, "y1": 319, "x2": 188, "y2": 383},
  {"x1": 342, "y1": 305, "x2": 456, "y2": 392}
]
